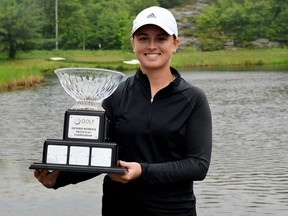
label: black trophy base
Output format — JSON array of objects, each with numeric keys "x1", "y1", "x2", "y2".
[
  {"x1": 29, "y1": 139, "x2": 125, "y2": 174},
  {"x1": 29, "y1": 163, "x2": 125, "y2": 174}
]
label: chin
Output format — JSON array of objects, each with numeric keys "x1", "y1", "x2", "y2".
[{"x1": 141, "y1": 64, "x2": 166, "y2": 71}]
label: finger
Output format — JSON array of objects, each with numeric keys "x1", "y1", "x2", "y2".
[
  {"x1": 108, "y1": 174, "x2": 127, "y2": 184},
  {"x1": 118, "y1": 161, "x2": 129, "y2": 173},
  {"x1": 34, "y1": 169, "x2": 40, "y2": 178},
  {"x1": 41, "y1": 170, "x2": 60, "y2": 188},
  {"x1": 35, "y1": 170, "x2": 49, "y2": 182},
  {"x1": 34, "y1": 169, "x2": 47, "y2": 177},
  {"x1": 46, "y1": 170, "x2": 60, "y2": 180},
  {"x1": 119, "y1": 160, "x2": 128, "y2": 167}
]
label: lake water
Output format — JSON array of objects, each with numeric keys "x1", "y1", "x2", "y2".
[{"x1": 0, "y1": 70, "x2": 287, "y2": 216}]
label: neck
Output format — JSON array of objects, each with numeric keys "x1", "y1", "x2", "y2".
[{"x1": 141, "y1": 67, "x2": 174, "y2": 99}]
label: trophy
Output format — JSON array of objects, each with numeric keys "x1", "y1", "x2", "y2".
[{"x1": 30, "y1": 68, "x2": 125, "y2": 174}]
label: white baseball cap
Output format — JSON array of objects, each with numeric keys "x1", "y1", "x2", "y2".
[{"x1": 131, "y1": 6, "x2": 178, "y2": 38}]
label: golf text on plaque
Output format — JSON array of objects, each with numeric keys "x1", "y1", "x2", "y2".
[{"x1": 29, "y1": 68, "x2": 125, "y2": 174}]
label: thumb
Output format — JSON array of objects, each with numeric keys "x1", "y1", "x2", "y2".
[
  {"x1": 118, "y1": 160, "x2": 129, "y2": 174},
  {"x1": 119, "y1": 160, "x2": 128, "y2": 167}
]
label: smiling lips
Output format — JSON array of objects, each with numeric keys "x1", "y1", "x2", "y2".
[{"x1": 145, "y1": 53, "x2": 161, "y2": 57}]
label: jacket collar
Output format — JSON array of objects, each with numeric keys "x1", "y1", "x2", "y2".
[
  {"x1": 134, "y1": 67, "x2": 182, "y2": 99},
  {"x1": 135, "y1": 67, "x2": 181, "y2": 86}
]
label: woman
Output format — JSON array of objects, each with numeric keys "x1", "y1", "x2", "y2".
[{"x1": 35, "y1": 6, "x2": 212, "y2": 216}]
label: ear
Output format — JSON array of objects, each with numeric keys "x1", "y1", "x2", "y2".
[
  {"x1": 173, "y1": 38, "x2": 180, "y2": 53},
  {"x1": 131, "y1": 38, "x2": 135, "y2": 52}
]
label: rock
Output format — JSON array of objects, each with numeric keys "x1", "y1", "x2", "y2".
[
  {"x1": 171, "y1": 1, "x2": 283, "y2": 50},
  {"x1": 250, "y1": 38, "x2": 282, "y2": 48},
  {"x1": 170, "y1": 1, "x2": 210, "y2": 49}
]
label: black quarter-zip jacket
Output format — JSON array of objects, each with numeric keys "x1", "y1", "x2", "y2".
[
  {"x1": 53, "y1": 67, "x2": 212, "y2": 216},
  {"x1": 101, "y1": 67, "x2": 212, "y2": 216}
]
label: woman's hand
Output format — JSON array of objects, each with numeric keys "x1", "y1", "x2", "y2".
[
  {"x1": 108, "y1": 160, "x2": 142, "y2": 184},
  {"x1": 34, "y1": 169, "x2": 60, "y2": 188}
]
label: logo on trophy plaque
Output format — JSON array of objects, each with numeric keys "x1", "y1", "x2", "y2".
[{"x1": 30, "y1": 68, "x2": 125, "y2": 174}]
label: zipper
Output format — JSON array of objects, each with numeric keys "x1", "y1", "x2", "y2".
[{"x1": 147, "y1": 97, "x2": 154, "y2": 129}]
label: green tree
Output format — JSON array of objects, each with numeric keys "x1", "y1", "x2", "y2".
[
  {"x1": 56, "y1": 0, "x2": 160, "y2": 50},
  {"x1": 194, "y1": 1, "x2": 227, "y2": 50},
  {"x1": 125, "y1": 0, "x2": 159, "y2": 16},
  {"x1": 195, "y1": 0, "x2": 288, "y2": 50},
  {"x1": 56, "y1": 0, "x2": 88, "y2": 49},
  {"x1": 158, "y1": 0, "x2": 185, "y2": 8},
  {"x1": 0, "y1": 0, "x2": 45, "y2": 58},
  {"x1": 83, "y1": 0, "x2": 129, "y2": 50},
  {"x1": 38, "y1": 0, "x2": 56, "y2": 49},
  {"x1": 269, "y1": 0, "x2": 288, "y2": 43}
]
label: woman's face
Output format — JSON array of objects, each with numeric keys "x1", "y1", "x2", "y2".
[{"x1": 131, "y1": 25, "x2": 179, "y2": 72}]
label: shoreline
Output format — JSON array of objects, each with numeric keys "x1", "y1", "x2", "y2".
[
  {"x1": 1, "y1": 64, "x2": 287, "y2": 92},
  {"x1": 1, "y1": 48, "x2": 287, "y2": 91},
  {"x1": 0, "y1": 77, "x2": 44, "y2": 92}
]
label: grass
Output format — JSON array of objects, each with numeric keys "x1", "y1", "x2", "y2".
[
  {"x1": 0, "y1": 47, "x2": 287, "y2": 91},
  {"x1": 0, "y1": 66, "x2": 44, "y2": 91},
  {"x1": 172, "y1": 47, "x2": 288, "y2": 68}
]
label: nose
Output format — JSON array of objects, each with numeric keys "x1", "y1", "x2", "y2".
[{"x1": 147, "y1": 39, "x2": 157, "y2": 50}]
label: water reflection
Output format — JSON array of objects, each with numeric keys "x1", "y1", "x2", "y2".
[
  {"x1": 0, "y1": 71, "x2": 287, "y2": 216},
  {"x1": 181, "y1": 71, "x2": 288, "y2": 216}
]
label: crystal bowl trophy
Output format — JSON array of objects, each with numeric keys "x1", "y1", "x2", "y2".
[{"x1": 30, "y1": 68, "x2": 125, "y2": 174}]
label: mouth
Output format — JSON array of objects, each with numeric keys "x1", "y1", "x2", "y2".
[{"x1": 144, "y1": 53, "x2": 161, "y2": 57}]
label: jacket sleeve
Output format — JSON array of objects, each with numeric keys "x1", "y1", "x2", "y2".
[
  {"x1": 53, "y1": 172, "x2": 99, "y2": 189},
  {"x1": 140, "y1": 90, "x2": 212, "y2": 184}
]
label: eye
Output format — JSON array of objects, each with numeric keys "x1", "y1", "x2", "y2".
[
  {"x1": 138, "y1": 36, "x2": 149, "y2": 42},
  {"x1": 156, "y1": 36, "x2": 168, "y2": 42}
]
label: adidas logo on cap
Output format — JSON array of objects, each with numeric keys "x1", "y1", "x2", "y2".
[{"x1": 146, "y1": 13, "x2": 156, "y2": 18}]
